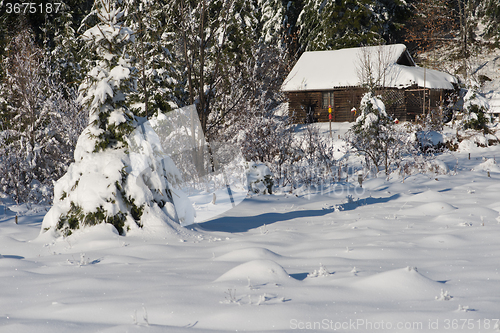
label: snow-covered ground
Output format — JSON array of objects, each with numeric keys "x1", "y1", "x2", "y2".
[{"x1": 2, "y1": 122, "x2": 500, "y2": 333}]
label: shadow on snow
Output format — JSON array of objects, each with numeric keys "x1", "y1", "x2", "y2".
[{"x1": 194, "y1": 194, "x2": 401, "y2": 233}]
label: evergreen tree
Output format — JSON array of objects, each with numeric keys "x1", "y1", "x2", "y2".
[
  {"x1": 298, "y1": 0, "x2": 409, "y2": 51},
  {"x1": 346, "y1": 92, "x2": 398, "y2": 175},
  {"x1": 77, "y1": 0, "x2": 137, "y2": 152},
  {"x1": 124, "y1": 0, "x2": 178, "y2": 117},
  {"x1": 256, "y1": 0, "x2": 303, "y2": 67},
  {"x1": 41, "y1": 0, "x2": 192, "y2": 237},
  {"x1": 43, "y1": 1, "x2": 86, "y2": 89},
  {"x1": 461, "y1": 79, "x2": 491, "y2": 133},
  {"x1": 481, "y1": 0, "x2": 500, "y2": 43},
  {"x1": 259, "y1": 0, "x2": 285, "y2": 45}
]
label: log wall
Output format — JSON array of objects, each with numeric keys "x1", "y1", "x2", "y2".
[{"x1": 287, "y1": 87, "x2": 454, "y2": 123}]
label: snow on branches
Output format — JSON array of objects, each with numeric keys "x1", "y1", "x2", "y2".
[
  {"x1": 346, "y1": 92, "x2": 405, "y2": 175},
  {"x1": 77, "y1": 0, "x2": 136, "y2": 152},
  {"x1": 41, "y1": 0, "x2": 193, "y2": 238}
]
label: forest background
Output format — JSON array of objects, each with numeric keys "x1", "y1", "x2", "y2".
[{"x1": 0, "y1": 0, "x2": 499, "y2": 205}]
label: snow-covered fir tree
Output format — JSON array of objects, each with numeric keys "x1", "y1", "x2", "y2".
[
  {"x1": 258, "y1": 0, "x2": 285, "y2": 45},
  {"x1": 46, "y1": 1, "x2": 89, "y2": 90},
  {"x1": 297, "y1": 0, "x2": 409, "y2": 51},
  {"x1": 41, "y1": 0, "x2": 194, "y2": 237},
  {"x1": 124, "y1": 0, "x2": 178, "y2": 117},
  {"x1": 346, "y1": 92, "x2": 396, "y2": 175},
  {"x1": 461, "y1": 79, "x2": 491, "y2": 133},
  {"x1": 481, "y1": 0, "x2": 500, "y2": 42}
]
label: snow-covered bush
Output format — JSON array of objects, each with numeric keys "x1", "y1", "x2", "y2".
[
  {"x1": 0, "y1": 25, "x2": 83, "y2": 204},
  {"x1": 246, "y1": 162, "x2": 274, "y2": 194},
  {"x1": 41, "y1": 0, "x2": 192, "y2": 237},
  {"x1": 231, "y1": 111, "x2": 337, "y2": 190},
  {"x1": 288, "y1": 124, "x2": 338, "y2": 187},
  {"x1": 415, "y1": 129, "x2": 446, "y2": 152}
]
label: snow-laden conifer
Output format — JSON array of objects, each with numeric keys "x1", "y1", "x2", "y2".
[
  {"x1": 346, "y1": 92, "x2": 396, "y2": 175},
  {"x1": 41, "y1": 0, "x2": 194, "y2": 237},
  {"x1": 461, "y1": 79, "x2": 491, "y2": 133},
  {"x1": 124, "y1": 0, "x2": 178, "y2": 117}
]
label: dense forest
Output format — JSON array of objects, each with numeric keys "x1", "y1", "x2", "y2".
[{"x1": 0, "y1": 0, "x2": 500, "y2": 205}]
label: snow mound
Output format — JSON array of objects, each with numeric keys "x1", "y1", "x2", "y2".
[
  {"x1": 402, "y1": 202, "x2": 457, "y2": 215},
  {"x1": 474, "y1": 158, "x2": 500, "y2": 173},
  {"x1": 214, "y1": 259, "x2": 291, "y2": 283},
  {"x1": 353, "y1": 267, "x2": 442, "y2": 300},
  {"x1": 410, "y1": 190, "x2": 446, "y2": 202},
  {"x1": 214, "y1": 247, "x2": 282, "y2": 262},
  {"x1": 417, "y1": 130, "x2": 444, "y2": 148},
  {"x1": 418, "y1": 234, "x2": 468, "y2": 247},
  {"x1": 458, "y1": 135, "x2": 491, "y2": 151}
]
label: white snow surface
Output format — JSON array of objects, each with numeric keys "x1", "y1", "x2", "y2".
[
  {"x1": 282, "y1": 44, "x2": 458, "y2": 91},
  {"x1": 2, "y1": 122, "x2": 500, "y2": 332}
]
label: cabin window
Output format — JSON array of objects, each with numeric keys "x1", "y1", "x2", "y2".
[{"x1": 322, "y1": 91, "x2": 334, "y2": 109}]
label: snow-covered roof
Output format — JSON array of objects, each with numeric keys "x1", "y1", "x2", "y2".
[{"x1": 282, "y1": 44, "x2": 458, "y2": 92}]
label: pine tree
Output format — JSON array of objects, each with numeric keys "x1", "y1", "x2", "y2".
[
  {"x1": 259, "y1": 0, "x2": 285, "y2": 45},
  {"x1": 77, "y1": 0, "x2": 137, "y2": 152},
  {"x1": 256, "y1": 0, "x2": 302, "y2": 67},
  {"x1": 41, "y1": 0, "x2": 192, "y2": 237},
  {"x1": 43, "y1": 1, "x2": 86, "y2": 89}
]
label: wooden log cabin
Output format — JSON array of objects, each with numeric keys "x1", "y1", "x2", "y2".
[{"x1": 281, "y1": 44, "x2": 458, "y2": 123}]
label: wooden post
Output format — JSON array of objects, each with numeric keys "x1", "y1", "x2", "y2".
[
  {"x1": 333, "y1": 92, "x2": 336, "y2": 122},
  {"x1": 328, "y1": 104, "x2": 332, "y2": 138},
  {"x1": 423, "y1": 67, "x2": 426, "y2": 116}
]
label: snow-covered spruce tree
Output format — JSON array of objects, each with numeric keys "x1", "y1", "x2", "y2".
[
  {"x1": 345, "y1": 92, "x2": 396, "y2": 175},
  {"x1": 479, "y1": 0, "x2": 500, "y2": 43},
  {"x1": 461, "y1": 79, "x2": 491, "y2": 133},
  {"x1": 259, "y1": 0, "x2": 285, "y2": 45},
  {"x1": 124, "y1": 0, "x2": 178, "y2": 117},
  {"x1": 297, "y1": 0, "x2": 409, "y2": 51},
  {"x1": 43, "y1": 1, "x2": 86, "y2": 90},
  {"x1": 41, "y1": 0, "x2": 192, "y2": 237}
]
